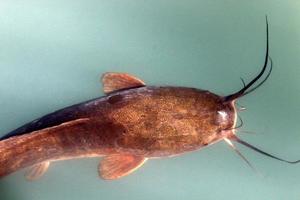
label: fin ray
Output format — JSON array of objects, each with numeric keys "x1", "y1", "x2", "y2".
[
  {"x1": 25, "y1": 161, "x2": 50, "y2": 181},
  {"x1": 99, "y1": 154, "x2": 147, "y2": 180},
  {"x1": 101, "y1": 72, "x2": 145, "y2": 94}
]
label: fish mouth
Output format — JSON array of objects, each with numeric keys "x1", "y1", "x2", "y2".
[
  {"x1": 222, "y1": 100, "x2": 238, "y2": 137},
  {"x1": 230, "y1": 100, "x2": 238, "y2": 132}
]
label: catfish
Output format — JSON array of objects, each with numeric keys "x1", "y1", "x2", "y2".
[{"x1": 0, "y1": 17, "x2": 299, "y2": 181}]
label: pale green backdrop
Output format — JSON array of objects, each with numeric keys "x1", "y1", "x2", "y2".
[{"x1": 0, "y1": 1, "x2": 300, "y2": 200}]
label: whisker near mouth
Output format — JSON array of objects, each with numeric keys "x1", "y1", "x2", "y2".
[
  {"x1": 229, "y1": 135, "x2": 300, "y2": 164},
  {"x1": 224, "y1": 138, "x2": 257, "y2": 171},
  {"x1": 224, "y1": 16, "x2": 272, "y2": 102},
  {"x1": 238, "y1": 130, "x2": 257, "y2": 135}
]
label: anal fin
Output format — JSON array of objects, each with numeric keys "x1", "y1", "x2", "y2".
[
  {"x1": 25, "y1": 161, "x2": 50, "y2": 181},
  {"x1": 99, "y1": 154, "x2": 147, "y2": 180}
]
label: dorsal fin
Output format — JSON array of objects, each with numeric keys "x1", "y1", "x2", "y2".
[{"x1": 101, "y1": 72, "x2": 145, "y2": 94}]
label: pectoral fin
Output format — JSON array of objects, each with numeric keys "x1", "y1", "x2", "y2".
[
  {"x1": 25, "y1": 161, "x2": 50, "y2": 181},
  {"x1": 101, "y1": 72, "x2": 145, "y2": 94},
  {"x1": 99, "y1": 154, "x2": 147, "y2": 180}
]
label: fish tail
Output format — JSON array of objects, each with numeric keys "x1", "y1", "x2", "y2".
[
  {"x1": 0, "y1": 138, "x2": 20, "y2": 177},
  {"x1": 0, "y1": 136, "x2": 35, "y2": 177},
  {"x1": 0, "y1": 134, "x2": 50, "y2": 178}
]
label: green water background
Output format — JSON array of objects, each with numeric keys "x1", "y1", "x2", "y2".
[{"x1": 0, "y1": 1, "x2": 299, "y2": 199}]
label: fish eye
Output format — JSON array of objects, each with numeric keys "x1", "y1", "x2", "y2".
[
  {"x1": 215, "y1": 110, "x2": 230, "y2": 127},
  {"x1": 217, "y1": 110, "x2": 228, "y2": 120}
]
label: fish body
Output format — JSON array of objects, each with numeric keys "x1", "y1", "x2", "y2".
[
  {"x1": 1, "y1": 18, "x2": 294, "y2": 181},
  {"x1": 0, "y1": 80, "x2": 236, "y2": 179}
]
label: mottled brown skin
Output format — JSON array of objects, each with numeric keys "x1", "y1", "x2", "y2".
[{"x1": 0, "y1": 86, "x2": 236, "y2": 178}]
